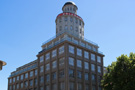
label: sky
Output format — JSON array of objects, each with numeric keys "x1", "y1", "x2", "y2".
[{"x1": 0, "y1": 0, "x2": 135, "y2": 90}]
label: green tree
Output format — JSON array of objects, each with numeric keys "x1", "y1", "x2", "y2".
[{"x1": 101, "y1": 53, "x2": 135, "y2": 90}]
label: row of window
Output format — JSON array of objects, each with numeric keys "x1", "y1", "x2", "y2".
[
  {"x1": 9, "y1": 78, "x2": 37, "y2": 90},
  {"x1": 40, "y1": 45, "x2": 102, "y2": 63},
  {"x1": 9, "y1": 69, "x2": 37, "y2": 83},
  {"x1": 64, "y1": 6, "x2": 76, "y2": 12},
  {"x1": 58, "y1": 16, "x2": 82, "y2": 25}
]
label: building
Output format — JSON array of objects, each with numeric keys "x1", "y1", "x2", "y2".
[{"x1": 8, "y1": 1, "x2": 104, "y2": 90}]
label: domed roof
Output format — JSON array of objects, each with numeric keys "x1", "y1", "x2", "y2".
[{"x1": 64, "y1": 1, "x2": 76, "y2": 6}]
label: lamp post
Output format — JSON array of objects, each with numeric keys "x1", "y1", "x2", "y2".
[{"x1": 0, "y1": 60, "x2": 6, "y2": 70}]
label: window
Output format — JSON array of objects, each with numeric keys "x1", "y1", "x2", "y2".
[
  {"x1": 70, "y1": 17, "x2": 73, "y2": 22},
  {"x1": 59, "y1": 82, "x2": 65, "y2": 90},
  {"x1": 64, "y1": 25, "x2": 68, "y2": 30},
  {"x1": 75, "y1": 27, "x2": 78, "y2": 32},
  {"x1": 9, "y1": 85, "x2": 12, "y2": 90},
  {"x1": 40, "y1": 76, "x2": 44, "y2": 84},
  {"x1": 21, "y1": 82, "x2": 23, "y2": 88},
  {"x1": 75, "y1": 18, "x2": 78, "y2": 23},
  {"x1": 84, "y1": 62, "x2": 89, "y2": 69},
  {"x1": 9, "y1": 78, "x2": 12, "y2": 83},
  {"x1": 46, "y1": 63, "x2": 50, "y2": 71},
  {"x1": 46, "y1": 74, "x2": 50, "y2": 82},
  {"x1": 13, "y1": 85, "x2": 15, "y2": 90},
  {"x1": 92, "y1": 74, "x2": 96, "y2": 84},
  {"x1": 21, "y1": 74, "x2": 23, "y2": 80},
  {"x1": 77, "y1": 60, "x2": 82, "y2": 68},
  {"x1": 77, "y1": 48, "x2": 82, "y2": 56},
  {"x1": 70, "y1": 26, "x2": 73, "y2": 30},
  {"x1": 98, "y1": 86, "x2": 102, "y2": 90},
  {"x1": 69, "y1": 82, "x2": 74, "y2": 90},
  {"x1": 98, "y1": 76, "x2": 102, "y2": 85},
  {"x1": 91, "y1": 64, "x2": 95, "y2": 71},
  {"x1": 40, "y1": 55, "x2": 44, "y2": 63},
  {"x1": 59, "y1": 46, "x2": 64, "y2": 54},
  {"x1": 59, "y1": 26, "x2": 62, "y2": 31},
  {"x1": 52, "y1": 49, "x2": 56, "y2": 57},
  {"x1": 59, "y1": 57, "x2": 64, "y2": 66},
  {"x1": 40, "y1": 87, "x2": 43, "y2": 90},
  {"x1": 69, "y1": 57, "x2": 74, "y2": 66},
  {"x1": 92, "y1": 86, "x2": 96, "y2": 90},
  {"x1": 97, "y1": 56, "x2": 101, "y2": 63},
  {"x1": 24, "y1": 81, "x2": 28, "y2": 87},
  {"x1": 30, "y1": 71, "x2": 33, "y2": 77},
  {"x1": 79, "y1": 20, "x2": 81, "y2": 25},
  {"x1": 40, "y1": 66, "x2": 44, "y2": 73},
  {"x1": 13, "y1": 77, "x2": 15, "y2": 83},
  {"x1": 16, "y1": 83, "x2": 19, "y2": 89},
  {"x1": 52, "y1": 61, "x2": 57, "y2": 68},
  {"x1": 80, "y1": 29, "x2": 82, "y2": 34},
  {"x1": 64, "y1": 17, "x2": 67, "y2": 21},
  {"x1": 78, "y1": 83, "x2": 82, "y2": 90},
  {"x1": 85, "y1": 73, "x2": 89, "y2": 80},
  {"x1": 35, "y1": 69, "x2": 37, "y2": 76},
  {"x1": 84, "y1": 51, "x2": 89, "y2": 59},
  {"x1": 17, "y1": 76, "x2": 19, "y2": 81},
  {"x1": 25, "y1": 73, "x2": 28, "y2": 79},
  {"x1": 59, "y1": 17, "x2": 62, "y2": 23},
  {"x1": 34, "y1": 78, "x2": 37, "y2": 85},
  {"x1": 46, "y1": 53, "x2": 50, "y2": 60},
  {"x1": 69, "y1": 69, "x2": 74, "y2": 78},
  {"x1": 85, "y1": 85, "x2": 89, "y2": 90},
  {"x1": 59, "y1": 70, "x2": 64, "y2": 78},
  {"x1": 52, "y1": 72, "x2": 56, "y2": 80},
  {"x1": 77, "y1": 71, "x2": 82, "y2": 79},
  {"x1": 46, "y1": 85, "x2": 49, "y2": 90},
  {"x1": 29, "y1": 80, "x2": 33, "y2": 86},
  {"x1": 69, "y1": 45, "x2": 74, "y2": 54},
  {"x1": 98, "y1": 66, "x2": 101, "y2": 73},
  {"x1": 91, "y1": 54, "x2": 95, "y2": 61},
  {"x1": 52, "y1": 84, "x2": 57, "y2": 90}
]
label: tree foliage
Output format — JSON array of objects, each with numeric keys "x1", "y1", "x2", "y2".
[{"x1": 101, "y1": 52, "x2": 135, "y2": 90}]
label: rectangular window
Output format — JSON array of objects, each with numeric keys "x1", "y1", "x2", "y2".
[
  {"x1": 78, "y1": 83, "x2": 82, "y2": 90},
  {"x1": 52, "y1": 49, "x2": 57, "y2": 57},
  {"x1": 52, "y1": 84, "x2": 57, "y2": 90},
  {"x1": 52, "y1": 61, "x2": 57, "y2": 68},
  {"x1": 92, "y1": 86, "x2": 96, "y2": 90},
  {"x1": 13, "y1": 77, "x2": 15, "y2": 83},
  {"x1": 30, "y1": 71, "x2": 33, "y2": 77},
  {"x1": 77, "y1": 60, "x2": 82, "y2": 68},
  {"x1": 24, "y1": 81, "x2": 28, "y2": 87},
  {"x1": 17, "y1": 76, "x2": 19, "y2": 81},
  {"x1": 91, "y1": 54, "x2": 95, "y2": 61},
  {"x1": 16, "y1": 83, "x2": 19, "y2": 89},
  {"x1": 59, "y1": 82, "x2": 65, "y2": 90},
  {"x1": 35, "y1": 69, "x2": 37, "y2": 76},
  {"x1": 29, "y1": 80, "x2": 33, "y2": 86},
  {"x1": 85, "y1": 73, "x2": 89, "y2": 80},
  {"x1": 69, "y1": 69, "x2": 74, "y2": 78},
  {"x1": 69, "y1": 45, "x2": 74, "y2": 54},
  {"x1": 69, "y1": 57, "x2": 74, "y2": 66},
  {"x1": 91, "y1": 64, "x2": 95, "y2": 72},
  {"x1": 21, "y1": 82, "x2": 23, "y2": 88},
  {"x1": 52, "y1": 72, "x2": 56, "y2": 80},
  {"x1": 77, "y1": 71, "x2": 82, "y2": 79},
  {"x1": 40, "y1": 55, "x2": 44, "y2": 63},
  {"x1": 98, "y1": 66, "x2": 101, "y2": 73},
  {"x1": 46, "y1": 74, "x2": 50, "y2": 82},
  {"x1": 77, "y1": 48, "x2": 82, "y2": 56},
  {"x1": 40, "y1": 87, "x2": 43, "y2": 90},
  {"x1": 40, "y1": 76, "x2": 44, "y2": 84},
  {"x1": 9, "y1": 78, "x2": 12, "y2": 83},
  {"x1": 46, "y1": 85, "x2": 49, "y2": 90},
  {"x1": 69, "y1": 82, "x2": 74, "y2": 90},
  {"x1": 40, "y1": 66, "x2": 44, "y2": 73},
  {"x1": 59, "y1": 57, "x2": 64, "y2": 66},
  {"x1": 25, "y1": 73, "x2": 28, "y2": 79},
  {"x1": 98, "y1": 76, "x2": 102, "y2": 85},
  {"x1": 13, "y1": 85, "x2": 15, "y2": 90},
  {"x1": 92, "y1": 74, "x2": 96, "y2": 84},
  {"x1": 85, "y1": 85, "x2": 89, "y2": 90},
  {"x1": 21, "y1": 75, "x2": 23, "y2": 80},
  {"x1": 34, "y1": 78, "x2": 37, "y2": 85},
  {"x1": 84, "y1": 51, "x2": 89, "y2": 59},
  {"x1": 46, "y1": 53, "x2": 50, "y2": 60},
  {"x1": 97, "y1": 56, "x2": 101, "y2": 63},
  {"x1": 59, "y1": 70, "x2": 64, "y2": 78},
  {"x1": 84, "y1": 62, "x2": 89, "y2": 69},
  {"x1": 59, "y1": 46, "x2": 64, "y2": 54},
  {"x1": 46, "y1": 63, "x2": 50, "y2": 71},
  {"x1": 64, "y1": 17, "x2": 67, "y2": 21}
]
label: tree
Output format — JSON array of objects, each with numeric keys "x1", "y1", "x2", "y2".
[{"x1": 101, "y1": 53, "x2": 135, "y2": 90}]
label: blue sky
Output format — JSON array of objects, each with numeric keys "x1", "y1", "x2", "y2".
[{"x1": 0, "y1": 0, "x2": 135, "y2": 90}]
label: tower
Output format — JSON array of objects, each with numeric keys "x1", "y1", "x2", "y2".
[
  {"x1": 56, "y1": 1, "x2": 84, "y2": 39},
  {"x1": 8, "y1": 2, "x2": 104, "y2": 90}
]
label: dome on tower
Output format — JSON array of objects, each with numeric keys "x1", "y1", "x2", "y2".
[{"x1": 63, "y1": 1, "x2": 78, "y2": 10}]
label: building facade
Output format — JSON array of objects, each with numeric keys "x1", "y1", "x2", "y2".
[{"x1": 8, "y1": 2, "x2": 104, "y2": 90}]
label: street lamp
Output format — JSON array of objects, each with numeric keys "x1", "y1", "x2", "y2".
[{"x1": 0, "y1": 60, "x2": 6, "y2": 70}]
